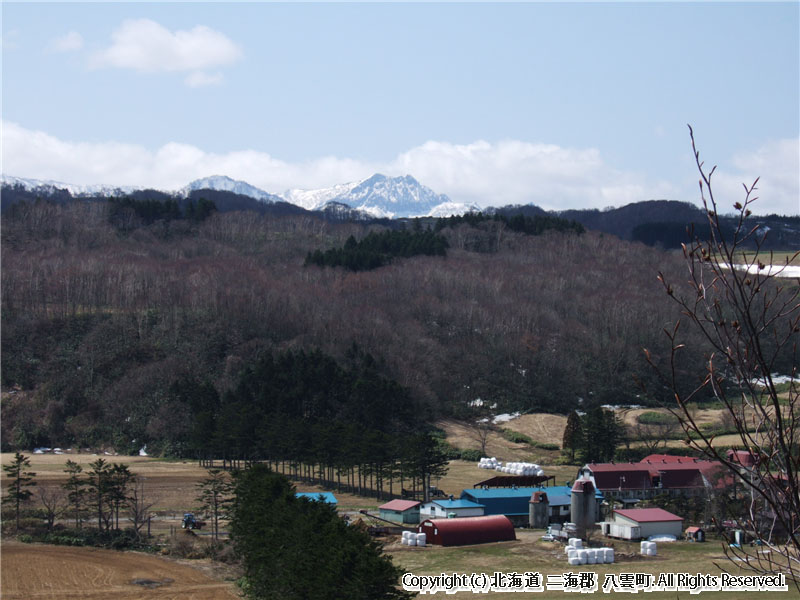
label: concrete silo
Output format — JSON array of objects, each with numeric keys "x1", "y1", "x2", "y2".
[
  {"x1": 570, "y1": 478, "x2": 597, "y2": 539},
  {"x1": 529, "y1": 491, "x2": 549, "y2": 529}
]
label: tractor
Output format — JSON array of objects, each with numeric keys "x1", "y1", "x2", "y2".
[{"x1": 181, "y1": 513, "x2": 205, "y2": 531}]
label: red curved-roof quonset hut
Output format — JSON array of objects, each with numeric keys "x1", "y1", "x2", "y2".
[{"x1": 417, "y1": 515, "x2": 516, "y2": 546}]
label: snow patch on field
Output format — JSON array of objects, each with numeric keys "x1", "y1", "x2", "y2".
[
  {"x1": 724, "y1": 263, "x2": 800, "y2": 278},
  {"x1": 492, "y1": 412, "x2": 521, "y2": 424}
]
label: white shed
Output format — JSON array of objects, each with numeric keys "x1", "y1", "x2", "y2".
[
  {"x1": 608, "y1": 508, "x2": 683, "y2": 540},
  {"x1": 420, "y1": 498, "x2": 485, "y2": 519}
]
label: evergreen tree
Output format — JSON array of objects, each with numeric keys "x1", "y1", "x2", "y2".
[
  {"x1": 561, "y1": 410, "x2": 583, "y2": 463},
  {"x1": 86, "y1": 458, "x2": 112, "y2": 532},
  {"x1": 402, "y1": 433, "x2": 449, "y2": 502},
  {"x1": 62, "y1": 459, "x2": 86, "y2": 528},
  {"x1": 230, "y1": 465, "x2": 411, "y2": 600},
  {"x1": 580, "y1": 406, "x2": 621, "y2": 463},
  {"x1": 109, "y1": 463, "x2": 134, "y2": 530},
  {"x1": 196, "y1": 469, "x2": 233, "y2": 541},
  {"x1": 2, "y1": 452, "x2": 36, "y2": 530}
]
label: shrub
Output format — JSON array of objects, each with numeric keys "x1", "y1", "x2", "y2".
[
  {"x1": 459, "y1": 449, "x2": 483, "y2": 462},
  {"x1": 535, "y1": 442, "x2": 560, "y2": 451},
  {"x1": 501, "y1": 429, "x2": 534, "y2": 444},
  {"x1": 636, "y1": 411, "x2": 677, "y2": 425}
]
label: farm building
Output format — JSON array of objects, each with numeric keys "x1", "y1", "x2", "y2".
[
  {"x1": 296, "y1": 492, "x2": 338, "y2": 505},
  {"x1": 418, "y1": 515, "x2": 516, "y2": 546},
  {"x1": 463, "y1": 486, "x2": 603, "y2": 526},
  {"x1": 420, "y1": 498, "x2": 485, "y2": 519},
  {"x1": 577, "y1": 456, "x2": 726, "y2": 500},
  {"x1": 685, "y1": 526, "x2": 705, "y2": 542},
  {"x1": 379, "y1": 499, "x2": 421, "y2": 524},
  {"x1": 601, "y1": 508, "x2": 683, "y2": 540}
]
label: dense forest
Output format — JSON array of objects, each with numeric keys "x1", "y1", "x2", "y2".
[{"x1": 3, "y1": 195, "x2": 792, "y2": 455}]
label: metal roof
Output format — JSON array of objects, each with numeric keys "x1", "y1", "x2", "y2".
[
  {"x1": 465, "y1": 485, "x2": 603, "y2": 500},
  {"x1": 473, "y1": 474, "x2": 555, "y2": 488},
  {"x1": 614, "y1": 508, "x2": 683, "y2": 523},
  {"x1": 379, "y1": 499, "x2": 420, "y2": 512},
  {"x1": 430, "y1": 499, "x2": 485, "y2": 509},
  {"x1": 296, "y1": 492, "x2": 337, "y2": 504},
  {"x1": 419, "y1": 515, "x2": 516, "y2": 546}
]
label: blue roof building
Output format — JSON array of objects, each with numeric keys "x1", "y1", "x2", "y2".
[
  {"x1": 296, "y1": 492, "x2": 338, "y2": 505},
  {"x1": 461, "y1": 486, "x2": 603, "y2": 525}
]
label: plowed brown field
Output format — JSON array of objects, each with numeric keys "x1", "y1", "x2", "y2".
[{"x1": 0, "y1": 542, "x2": 238, "y2": 599}]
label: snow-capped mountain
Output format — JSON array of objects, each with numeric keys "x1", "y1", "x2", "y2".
[
  {"x1": 2, "y1": 172, "x2": 474, "y2": 218},
  {"x1": 284, "y1": 174, "x2": 453, "y2": 218},
  {"x1": 283, "y1": 182, "x2": 355, "y2": 211},
  {"x1": 1, "y1": 174, "x2": 140, "y2": 197},
  {"x1": 426, "y1": 202, "x2": 481, "y2": 218},
  {"x1": 181, "y1": 175, "x2": 282, "y2": 203}
]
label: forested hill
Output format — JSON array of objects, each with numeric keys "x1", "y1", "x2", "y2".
[
  {"x1": 0, "y1": 197, "x2": 724, "y2": 455},
  {"x1": 556, "y1": 200, "x2": 800, "y2": 249},
  {"x1": 3, "y1": 183, "x2": 798, "y2": 248}
]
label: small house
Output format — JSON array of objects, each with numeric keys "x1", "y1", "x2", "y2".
[
  {"x1": 379, "y1": 499, "x2": 421, "y2": 524},
  {"x1": 418, "y1": 515, "x2": 516, "y2": 546},
  {"x1": 685, "y1": 526, "x2": 705, "y2": 542},
  {"x1": 420, "y1": 498, "x2": 485, "y2": 519}
]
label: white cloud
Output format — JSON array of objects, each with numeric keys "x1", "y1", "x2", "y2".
[
  {"x1": 12, "y1": 121, "x2": 784, "y2": 213},
  {"x1": 48, "y1": 31, "x2": 84, "y2": 53},
  {"x1": 184, "y1": 71, "x2": 224, "y2": 87},
  {"x1": 90, "y1": 19, "x2": 242, "y2": 86},
  {"x1": 389, "y1": 140, "x2": 676, "y2": 210},
  {"x1": 710, "y1": 139, "x2": 800, "y2": 216}
]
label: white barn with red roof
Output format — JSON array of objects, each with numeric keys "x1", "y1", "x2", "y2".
[{"x1": 603, "y1": 507, "x2": 683, "y2": 540}]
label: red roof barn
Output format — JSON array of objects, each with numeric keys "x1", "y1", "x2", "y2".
[{"x1": 418, "y1": 515, "x2": 516, "y2": 546}]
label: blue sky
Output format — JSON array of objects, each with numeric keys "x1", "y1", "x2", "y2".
[{"x1": 2, "y1": 2, "x2": 798, "y2": 214}]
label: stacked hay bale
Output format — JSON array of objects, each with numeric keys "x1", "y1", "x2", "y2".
[{"x1": 640, "y1": 541, "x2": 657, "y2": 556}]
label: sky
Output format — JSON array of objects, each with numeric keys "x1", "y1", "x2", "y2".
[{"x1": 2, "y1": 2, "x2": 798, "y2": 214}]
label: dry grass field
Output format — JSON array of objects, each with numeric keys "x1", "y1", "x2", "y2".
[
  {"x1": 1, "y1": 541, "x2": 239, "y2": 599},
  {"x1": 3, "y1": 421, "x2": 795, "y2": 600},
  {"x1": 389, "y1": 530, "x2": 800, "y2": 599},
  {"x1": 502, "y1": 413, "x2": 567, "y2": 447}
]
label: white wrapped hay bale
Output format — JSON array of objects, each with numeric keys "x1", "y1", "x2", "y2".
[
  {"x1": 640, "y1": 541, "x2": 649, "y2": 554},
  {"x1": 577, "y1": 549, "x2": 588, "y2": 565},
  {"x1": 567, "y1": 549, "x2": 578, "y2": 560},
  {"x1": 648, "y1": 542, "x2": 657, "y2": 556},
  {"x1": 416, "y1": 533, "x2": 426, "y2": 547},
  {"x1": 586, "y1": 549, "x2": 597, "y2": 564},
  {"x1": 605, "y1": 548, "x2": 614, "y2": 563},
  {"x1": 568, "y1": 556, "x2": 581, "y2": 566},
  {"x1": 407, "y1": 536, "x2": 417, "y2": 547},
  {"x1": 565, "y1": 545, "x2": 574, "y2": 554}
]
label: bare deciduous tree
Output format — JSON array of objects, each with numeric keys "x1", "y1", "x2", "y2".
[
  {"x1": 126, "y1": 478, "x2": 158, "y2": 539},
  {"x1": 470, "y1": 418, "x2": 494, "y2": 457},
  {"x1": 38, "y1": 486, "x2": 67, "y2": 533},
  {"x1": 631, "y1": 416, "x2": 680, "y2": 454},
  {"x1": 647, "y1": 125, "x2": 799, "y2": 588}
]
